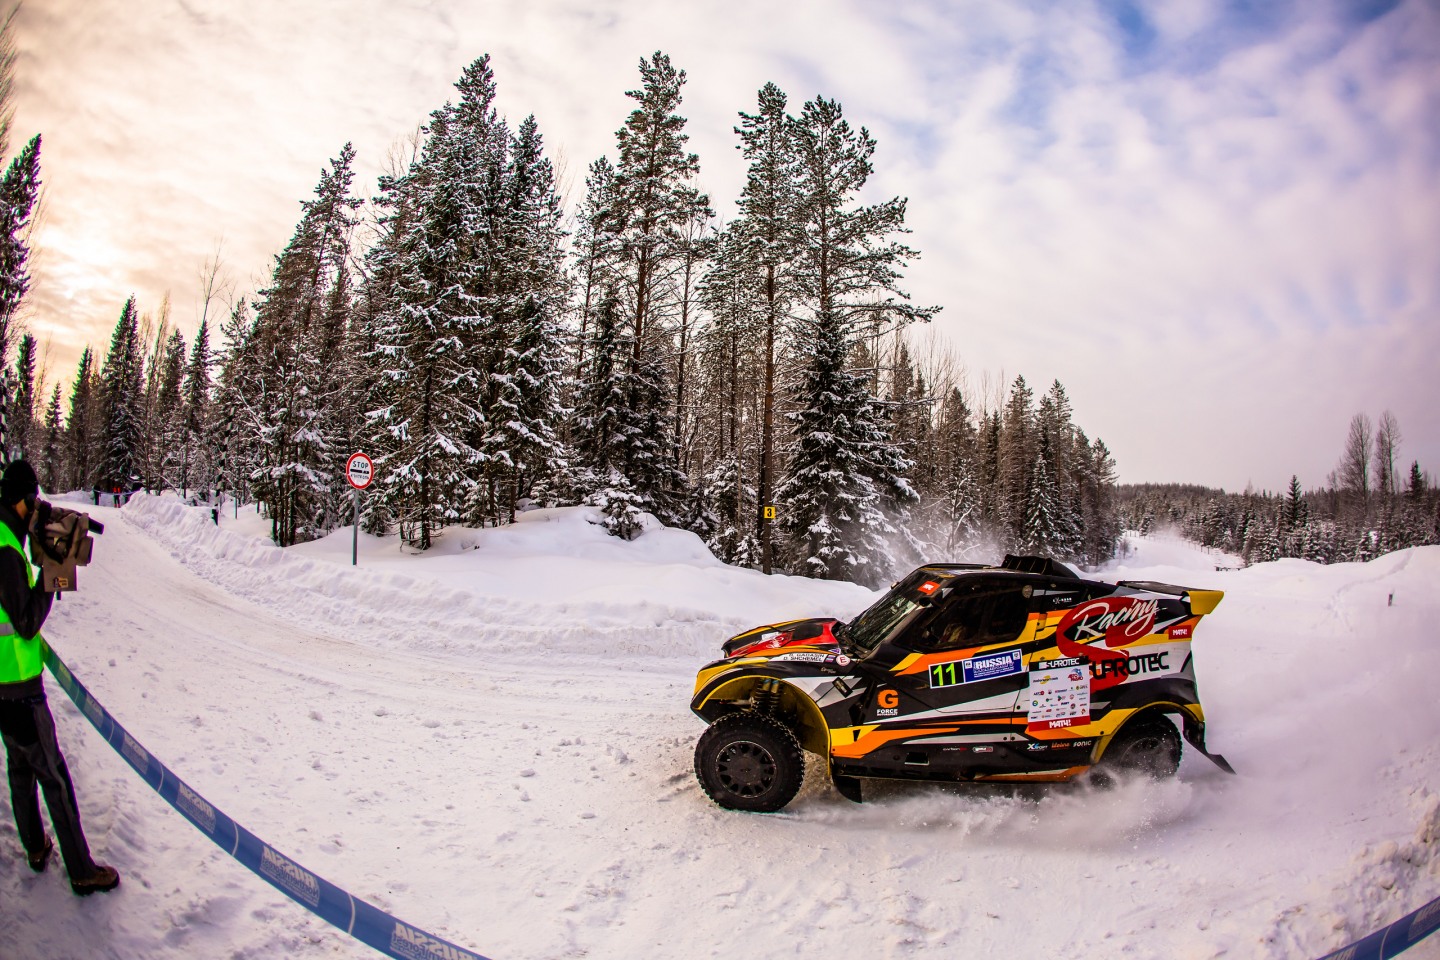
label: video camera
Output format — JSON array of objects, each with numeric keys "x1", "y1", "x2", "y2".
[{"x1": 27, "y1": 501, "x2": 104, "y2": 593}]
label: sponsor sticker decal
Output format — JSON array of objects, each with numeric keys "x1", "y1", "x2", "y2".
[
  {"x1": 260, "y1": 846, "x2": 322, "y2": 907},
  {"x1": 929, "y1": 649, "x2": 1024, "y2": 688},
  {"x1": 1168, "y1": 624, "x2": 1193, "y2": 640},
  {"x1": 390, "y1": 922, "x2": 484, "y2": 960},
  {"x1": 121, "y1": 732, "x2": 151, "y2": 774},
  {"x1": 176, "y1": 781, "x2": 217, "y2": 834},
  {"x1": 1027, "y1": 659, "x2": 1091, "y2": 732},
  {"x1": 1089, "y1": 651, "x2": 1170, "y2": 681},
  {"x1": 972, "y1": 745, "x2": 995, "y2": 754},
  {"x1": 917, "y1": 580, "x2": 940, "y2": 596},
  {"x1": 81, "y1": 693, "x2": 105, "y2": 727},
  {"x1": 770, "y1": 651, "x2": 831, "y2": 663}
]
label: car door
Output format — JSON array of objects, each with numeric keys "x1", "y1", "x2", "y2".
[{"x1": 887, "y1": 577, "x2": 1034, "y2": 720}]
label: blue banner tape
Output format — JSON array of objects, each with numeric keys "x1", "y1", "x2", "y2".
[
  {"x1": 43, "y1": 645, "x2": 493, "y2": 960},
  {"x1": 1315, "y1": 894, "x2": 1440, "y2": 960}
]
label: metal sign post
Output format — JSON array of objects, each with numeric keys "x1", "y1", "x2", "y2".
[{"x1": 345, "y1": 452, "x2": 374, "y2": 566}]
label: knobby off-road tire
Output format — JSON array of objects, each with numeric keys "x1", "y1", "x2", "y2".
[
  {"x1": 1093, "y1": 715, "x2": 1182, "y2": 786},
  {"x1": 694, "y1": 712, "x2": 805, "y2": 813}
]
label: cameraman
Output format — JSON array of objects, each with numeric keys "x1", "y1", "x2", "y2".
[{"x1": 0, "y1": 460, "x2": 119, "y2": 895}]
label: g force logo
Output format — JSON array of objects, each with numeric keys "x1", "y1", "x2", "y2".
[{"x1": 876, "y1": 689, "x2": 900, "y2": 717}]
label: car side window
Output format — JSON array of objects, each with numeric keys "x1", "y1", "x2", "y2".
[{"x1": 913, "y1": 581, "x2": 1030, "y2": 652}]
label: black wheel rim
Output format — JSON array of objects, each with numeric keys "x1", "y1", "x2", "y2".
[
  {"x1": 716, "y1": 739, "x2": 777, "y2": 798},
  {"x1": 1116, "y1": 731, "x2": 1173, "y2": 775}
]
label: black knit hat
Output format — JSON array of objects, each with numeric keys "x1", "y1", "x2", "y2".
[{"x1": 1, "y1": 459, "x2": 39, "y2": 507}]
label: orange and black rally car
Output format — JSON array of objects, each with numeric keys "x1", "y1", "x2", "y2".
[{"x1": 690, "y1": 555, "x2": 1234, "y2": 812}]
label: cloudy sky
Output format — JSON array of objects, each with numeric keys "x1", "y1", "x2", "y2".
[{"x1": 11, "y1": 0, "x2": 1440, "y2": 491}]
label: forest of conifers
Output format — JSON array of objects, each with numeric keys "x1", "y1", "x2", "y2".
[{"x1": 10, "y1": 52, "x2": 1427, "y2": 584}]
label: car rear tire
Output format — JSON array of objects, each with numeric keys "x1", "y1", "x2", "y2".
[
  {"x1": 694, "y1": 712, "x2": 805, "y2": 812},
  {"x1": 1094, "y1": 715, "x2": 1182, "y2": 783}
]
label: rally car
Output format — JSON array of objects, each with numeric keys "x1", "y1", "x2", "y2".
[{"x1": 690, "y1": 555, "x2": 1234, "y2": 812}]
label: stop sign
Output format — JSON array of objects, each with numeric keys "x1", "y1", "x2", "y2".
[{"x1": 345, "y1": 452, "x2": 374, "y2": 490}]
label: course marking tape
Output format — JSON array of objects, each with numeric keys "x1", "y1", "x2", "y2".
[
  {"x1": 1315, "y1": 893, "x2": 1440, "y2": 960},
  {"x1": 43, "y1": 644, "x2": 492, "y2": 960}
]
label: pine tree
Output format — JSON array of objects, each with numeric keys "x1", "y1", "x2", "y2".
[
  {"x1": 65, "y1": 347, "x2": 98, "y2": 490},
  {"x1": 1021, "y1": 449, "x2": 1065, "y2": 556},
  {"x1": 732, "y1": 81, "x2": 797, "y2": 572},
  {"x1": 39, "y1": 384, "x2": 62, "y2": 491},
  {"x1": 10, "y1": 331, "x2": 34, "y2": 458},
  {"x1": 153, "y1": 329, "x2": 185, "y2": 490},
  {"x1": 0, "y1": 134, "x2": 40, "y2": 367},
  {"x1": 181, "y1": 317, "x2": 213, "y2": 498},
  {"x1": 367, "y1": 59, "x2": 509, "y2": 548},
  {"x1": 248, "y1": 145, "x2": 361, "y2": 545},
  {"x1": 998, "y1": 375, "x2": 1035, "y2": 547},
  {"x1": 584, "y1": 51, "x2": 706, "y2": 526},
  {"x1": 98, "y1": 296, "x2": 146, "y2": 493},
  {"x1": 780, "y1": 95, "x2": 932, "y2": 583},
  {"x1": 472, "y1": 113, "x2": 569, "y2": 525}
]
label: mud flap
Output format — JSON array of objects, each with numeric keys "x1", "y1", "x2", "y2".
[
  {"x1": 1183, "y1": 717, "x2": 1236, "y2": 775},
  {"x1": 832, "y1": 773, "x2": 864, "y2": 803}
]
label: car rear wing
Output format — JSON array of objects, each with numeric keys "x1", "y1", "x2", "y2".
[{"x1": 1116, "y1": 580, "x2": 1224, "y2": 616}]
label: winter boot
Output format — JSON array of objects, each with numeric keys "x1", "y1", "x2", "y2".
[
  {"x1": 26, "y1": 836, "x2": 53, "y2": 873},
  {"x1": 71, "y1": 864, "x2": 120, "y2": 896}
]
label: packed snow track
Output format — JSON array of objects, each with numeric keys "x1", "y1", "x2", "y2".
[{"x1": 1, "y1": 495, "x2": 1438, "y2": 959}]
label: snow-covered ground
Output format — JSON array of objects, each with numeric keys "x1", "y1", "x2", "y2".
[{"x1": 2, "y1": 496, "x2": 1438, "y2": 960}]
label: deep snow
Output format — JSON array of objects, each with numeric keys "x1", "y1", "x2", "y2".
[{"x1": 1, "y1": 495, "x2": 1437, "y2": 960}]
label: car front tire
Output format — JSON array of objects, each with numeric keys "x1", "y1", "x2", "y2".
[{"x1": 694, "y1": 712, "x2": 805, "y2": 813}]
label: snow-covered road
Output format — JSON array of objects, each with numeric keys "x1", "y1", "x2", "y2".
[{"x1": 2, "y1": 496, "x2": 1438, "y2": 959}]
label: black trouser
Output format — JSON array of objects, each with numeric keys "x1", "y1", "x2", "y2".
[{"x1": 0, "y1": 693, "x2": 97, "y2": 878}]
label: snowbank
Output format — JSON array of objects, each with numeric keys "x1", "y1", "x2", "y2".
[
  {"x1": 2, "y1": 505, "x2": 1436, "y2": 960},
  {"x1": 120, "y1": 494, "x2": 875, "y2": 662}
]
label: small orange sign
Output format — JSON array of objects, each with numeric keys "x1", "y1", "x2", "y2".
[
  {"x1": 917, "y1": 581, "x2": 939, "y2": 596},
  {"x1": 877, "y1": 690, "x2": 899, "y2": 709}
]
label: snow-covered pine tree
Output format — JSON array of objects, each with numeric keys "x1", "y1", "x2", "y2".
[
  {"x1": 212, "y1": 298, "x2": 259, "y2": 507},
  {"x1": 367, "y1": 59, "x2": 509, "y2": 548},
  {"x1": 998, "y1": 375, "x2": 1035, "y2": 549},
  {"x1": 571, "y1": 156, "x2": 619, "y2": 380},
  {"x1": 590, "y1": 51, "x2": 706, "y2": 526},
  {"x1": 572, "y1": 288, "x2": 629, "y2": 490},
  {"x1": 65, "y1": 347, "x2": 98, "y2": 491},
  {"x1": 473, "y1": 114, "x2": 568, "y2": 525},
  {"x1": 0, "y1": 134, "x2": 39, "y2": 367},
  {"x1": 1021, "y1": 448, "x2": 1066, "y2": 556},
  {"x1": 1037, "y1": 380, "x2": 1082, "y2": 559},
  {"x1": 695, "y1": 223, "x2": 765, "y2": 555},
  {"x1": 780, "y1": 95, "x2": 933, "y2": 584},
  {"x1": 10, "y1": 331, "x2": 33, "y2": 458},
  {"x1": 732, "y1": 81, "x2": 797, "y2": 573},
  {"x1": 247, "y1": 144, "x2": 360, "y2": 545},
  {"x1": 39, "y1": 385, "x2": 62, "y2": 492},
  {"x1": 153, "y1": 329, "x2": 186, "y2": 491},
  {"x1": 180, "y1": 317, "x2": 213, "y2": 499},
  {"x1": 932, "y1": 386, "x2": 982, "y2": 555},
  {"x1": 1072, "y1": 430, "x2": 1121, "y2": 565},
  {"x1": 98, "y1": 296, "x2": 146, "y2": 493}
]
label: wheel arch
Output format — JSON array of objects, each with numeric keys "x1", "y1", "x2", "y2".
[
  {"x1": 692, "y1": 674, "x2": 831, "y2": 757},
  {"x1": 1093, "y1": 701, "x2": 1195, "y2": 765}
]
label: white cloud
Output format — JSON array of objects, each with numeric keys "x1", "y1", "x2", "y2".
[{"x1": 10, "y1": 0, "x2": 1440, "y2": 491}]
